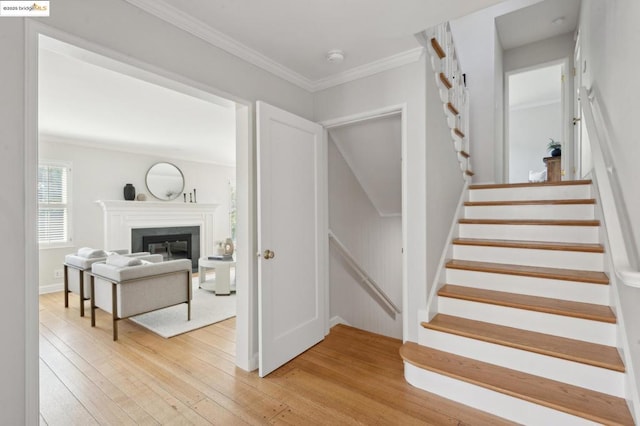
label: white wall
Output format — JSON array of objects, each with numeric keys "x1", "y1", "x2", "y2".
[
  {"x1": 503, "y1": 33, "x2": 575, "y2": 73},
  {"x1": 328, "y1": 138, "x2": 402, "y2": 338},
  {"x1": 508, "y1": 102, "x2": 561, "y2": 182},
  {"x1": 38, "y1": 139, "x2": 235, "y2": 290},
  {"x1": 315, "y1": 60, "x2": 426, "y2": 343},
  {"x1": 424, "y1": 59, "x2": 466, "y2": 301},
  {"x1": 579, "y1": 0, "x2": 640, "y2": 400},
  {"x1": 0, "y1": 19, "x2": 27, "y2": 426}
]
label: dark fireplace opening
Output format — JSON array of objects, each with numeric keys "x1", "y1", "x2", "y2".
[
  {"x1": 132, "y1": 226, "x2": 200, "y2": 271},
  {"x1": 143, "y1": 233, "x2": 192, "y2": 263}
]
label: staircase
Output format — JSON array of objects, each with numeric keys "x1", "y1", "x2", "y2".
[{"x1": 400, "y1": 180, "x2": 635, "y2": 425}]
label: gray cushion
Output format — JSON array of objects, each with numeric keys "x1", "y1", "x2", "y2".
[{"x1": 106, "y1": 255, "x2": 143, "y2": 268}]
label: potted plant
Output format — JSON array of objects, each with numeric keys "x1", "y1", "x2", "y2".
[{"x1": 547, "y1": 138, "x2": 562, "y2": 157}]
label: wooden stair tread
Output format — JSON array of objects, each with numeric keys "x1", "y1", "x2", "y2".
[
  {"x1": 430, "y1": 37, "x2": 446, "y2": 59},
  {"x1": 465, "y1": 170, "x2": 474, "y2": 176},
  {"x1": 400, "y1": 343, "x2": 633, "y2": 425},
  {"x1": 454, "y1": 128, "x2": 465, "y2": 138},
  {"x1": 446, "y1": 259, "x2": 609, "y2": 284},
  {"x1": 459, "y1": 218, "x2": 600, "y2": 226},
  {"x1": 422, "y1": 314, "x2": 624, "y2": 372},
  {"x1": 439, "y1": 72, "x2": 452, "y2": 89},
  {"x1": 469, "y1": 180, "x2": 592, "y2": 190},
  {"x1": 452, "y1": 238, "x2": 604, "y2": 253},
  {"x1": 438, "y1": 284, "x2": 616, "y2": 323},
  {"x1": 464, "y1": 198, "x2": 596, "y2": 206},
  {"x1": 459, "y1": 150, "x2": 470, "y2": 159},
  {"x1": 447, "y1": 102, "x2": 459, "y2": 115}
]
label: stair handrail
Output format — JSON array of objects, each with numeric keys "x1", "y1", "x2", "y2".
[
  {"x1": 580, "y1": 86, "x2": 640, "y2": 288},
  {"x1": 328, "y1": 229, "x2": 401, "y2": 315},
  {"x1": 419, "y1": 22, "x2": 473, "y2": 182}
]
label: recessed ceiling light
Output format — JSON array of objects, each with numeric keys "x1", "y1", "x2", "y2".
[
  {"x1": 326, "y1": 49, "x2": 345, "y2": 64},
  {"x1": 552, "y1": 17, "x2": 566, "y2": 25}
]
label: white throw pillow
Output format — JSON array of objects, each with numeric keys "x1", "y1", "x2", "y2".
[{"x1": 106, "y1": 255, "x2": 143, "y2": 268}]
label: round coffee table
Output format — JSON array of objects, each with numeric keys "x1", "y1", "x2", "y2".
[{"x1": 198, "y1": 257, "x2": 235, "y2": 295}]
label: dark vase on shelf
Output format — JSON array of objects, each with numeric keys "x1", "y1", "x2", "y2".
[
  {"x1": 123, "y1": 183, "x2": 136, "y2": 200},
  {"x1": 551, "y1": 148, "x2": 562, "y2": 157}
]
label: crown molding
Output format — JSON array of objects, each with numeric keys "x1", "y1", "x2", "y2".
[
  {"x1": 124, "y1": 0, "x2": 423, "y2": 93},
  {"x1": 312, "y1": 47, "x2": 424, "y2": 91},
  {"x1": 124, "y1": 0, "x2": 315, "y2": 91}
]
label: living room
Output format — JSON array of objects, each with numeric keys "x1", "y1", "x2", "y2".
[{"x1": 37, "y1": 35, "x2": 238, "y2": 295}]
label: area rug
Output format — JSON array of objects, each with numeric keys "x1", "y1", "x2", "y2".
[{"x1": 129, "y1": 281, "x2": 236, "y2": 338}]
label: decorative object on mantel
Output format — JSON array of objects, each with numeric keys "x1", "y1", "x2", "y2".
[
  {"x1": 136, "y1": 193, "x2": 147, "y2": 201},
  {"x1": 123, "y1": 183, "x2": 135, "y2": 201},
  {"x1": 193, "y1": 188, "x2": 197, "y2": 203},
  {"x1": 189, "y1": 192, "x2": 193, "y2": 203},
  {"x1": 224, "y1": 237, "x2": 234, "y2": 256},
  {"x1": 183, "y1": 193, "x2": 186, "y2": 203},
  {"x1": 146, "y1": 162, "x2": 185, "y2": 201},
  {"x1": 547, "y1": 138, "x2": 562, "y2": 157}
]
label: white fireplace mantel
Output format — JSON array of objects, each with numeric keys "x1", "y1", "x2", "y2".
[{"x1": 96, "y1": 200, "x2": 219, "y2": 255}]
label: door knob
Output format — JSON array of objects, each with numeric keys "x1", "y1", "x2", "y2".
[
  {"x1": 572, "y1": 117, "x2": 581, "y2": 125},
  {"x1": 263, "y1": 249, "x2": 275, "y2": 259}
]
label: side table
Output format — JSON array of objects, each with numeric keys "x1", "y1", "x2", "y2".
[{"x1": 198, "y1": 257, "x2": 235, "y2": 295}]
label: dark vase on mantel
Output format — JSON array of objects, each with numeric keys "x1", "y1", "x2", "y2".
[
  {"x1": 123, "y1": 183, "x2": 136, "y2": 201},
  {"x1": 551, "y1": 148, "x2": 562, "y2": 157}
]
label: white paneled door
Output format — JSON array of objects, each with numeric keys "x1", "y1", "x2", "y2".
[{"x1": 256, "y1": 101, "x2": 326, "y2": 377}]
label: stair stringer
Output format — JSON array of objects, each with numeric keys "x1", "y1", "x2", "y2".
[
  {"x1": 425, "y1": 183, "x2": 467, "y2": 321},
  {"x1": 591, "y1": 174, "x2": 640, "y2": 421}
]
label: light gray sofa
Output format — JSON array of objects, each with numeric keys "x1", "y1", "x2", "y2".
[{"x1": 90, "y1": 255, "x2": 192, "y2": 341}]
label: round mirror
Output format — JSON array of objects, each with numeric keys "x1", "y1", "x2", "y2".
[{"x1": 146, "y1": 162, "x2": 185, "y2": 201}]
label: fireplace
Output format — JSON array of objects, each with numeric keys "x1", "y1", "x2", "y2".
[{"x1": 132, "y1": 226, "x2": 200, "y2": 271}]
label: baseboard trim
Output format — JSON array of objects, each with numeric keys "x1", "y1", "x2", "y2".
[
  {"x1": 330, "y1": 316, "x2": 349, "y2": 328},
  {"x1": 40, "y1": 283, "x2": 63, "y2": 294}
]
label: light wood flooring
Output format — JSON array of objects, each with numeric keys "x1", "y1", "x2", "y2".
[{"x1": 39, "y1": 292, "x2": 513, "y2": 425}]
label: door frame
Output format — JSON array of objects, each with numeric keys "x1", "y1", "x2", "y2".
[
  {"x1": 24, "y1": 21, "x2": 258, "y2": 418},
  {"x1": 503, "y1": 58, "x2": 573, "y2": 183},
  {"x1": 320, "y1": 104, "x2": 407, "y2": 338}
]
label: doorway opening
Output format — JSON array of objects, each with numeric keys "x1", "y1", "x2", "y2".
[
  {"x1": 28, "y1": 26, "x2": 254, "y2": 419},
  {"x1": 324, "y1": 110, "x2": 404, "y2": 339},
  {"x1": 506, "y1": 62, "x2": 565, "y2": 183}
]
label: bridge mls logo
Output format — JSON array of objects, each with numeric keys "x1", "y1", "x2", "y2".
[{"x1": 0, "y1": 1, "x2": 50, "y2": 17}]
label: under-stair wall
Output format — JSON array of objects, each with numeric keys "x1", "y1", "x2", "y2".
[{"x1": 327, "y1": 137, "x2": 402, "y2": 338}]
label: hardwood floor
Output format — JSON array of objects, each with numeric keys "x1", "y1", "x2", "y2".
[{"x1": 39, "y1": 292, "x2": 513, "y2": 425}]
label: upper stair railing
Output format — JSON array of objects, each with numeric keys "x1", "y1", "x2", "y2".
[
  {"x1": 328, "y1": 229, "x2": 401, "y2": 318},
  {"x1": 421, "y1": 22, "x2": 473, "y2": 182},
  {"x1": 580, "y1": 86, "x2": 640, "y2": 288}
]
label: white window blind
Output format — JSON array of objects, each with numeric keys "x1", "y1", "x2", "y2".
[{"x1": 38, "y1": 163, "x2": 70, "y2": 245}]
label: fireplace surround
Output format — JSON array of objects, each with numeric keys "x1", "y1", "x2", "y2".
[{"x1": 96, "y1": 200, "x2": 218, "y2": 269}]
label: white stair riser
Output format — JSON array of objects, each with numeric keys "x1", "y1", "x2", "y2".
[
  {"x1": 464, "y1": 204, "x2": 595, "y2": 220},
  {"x1": 438, "y1": 297, "x2": 616, "y2": 346},
  {"x1": 419, "y1": 328, "x2": 625, "y2": 397},
  {"x1": 459, "y1": 224, "x2": 599, "y2": 243},
  {"x1": 452, "y1": 245, "x2": 604, "y2": 271},
  {"x1": 469, "y1": 185, "x2": 591, "y2": 202},
  {"x1": 445, "y1": 269, "x2": 610, "y2": 305},
  {"x1": 404, "y1": 363, "x2": 599, "y2": 426}
]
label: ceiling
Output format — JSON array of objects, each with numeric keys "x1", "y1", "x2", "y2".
[
  {"x1": 496, "y1": 0, "x2": 581, "y2": 50},
  {"x1": 329, "y1": 115, "x2": 402, "y2": 216},
  {"x1": 127, "y1": 0, "x2": 508, "y2": 91},
  {"x1": 38, "y1": 36, "x2": 237, "y2": 166}
]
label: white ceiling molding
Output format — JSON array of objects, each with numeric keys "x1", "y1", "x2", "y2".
[
  {"x1": 124, "y1": 0, "x2": 423, "y2": 93},
  {"x1": 124, "y1": 0, "x2": 315, "y2": 91},
  {"x1": 313, "y1": 47, "x2": 424, "y2": 92},
  {"x1": 38, "y1": 133, "x2": 236, "y2": 168}
]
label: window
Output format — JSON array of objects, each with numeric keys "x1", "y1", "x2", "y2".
[{"x1": 38, "y1": 162, "x2": 72, "y2": 247}]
